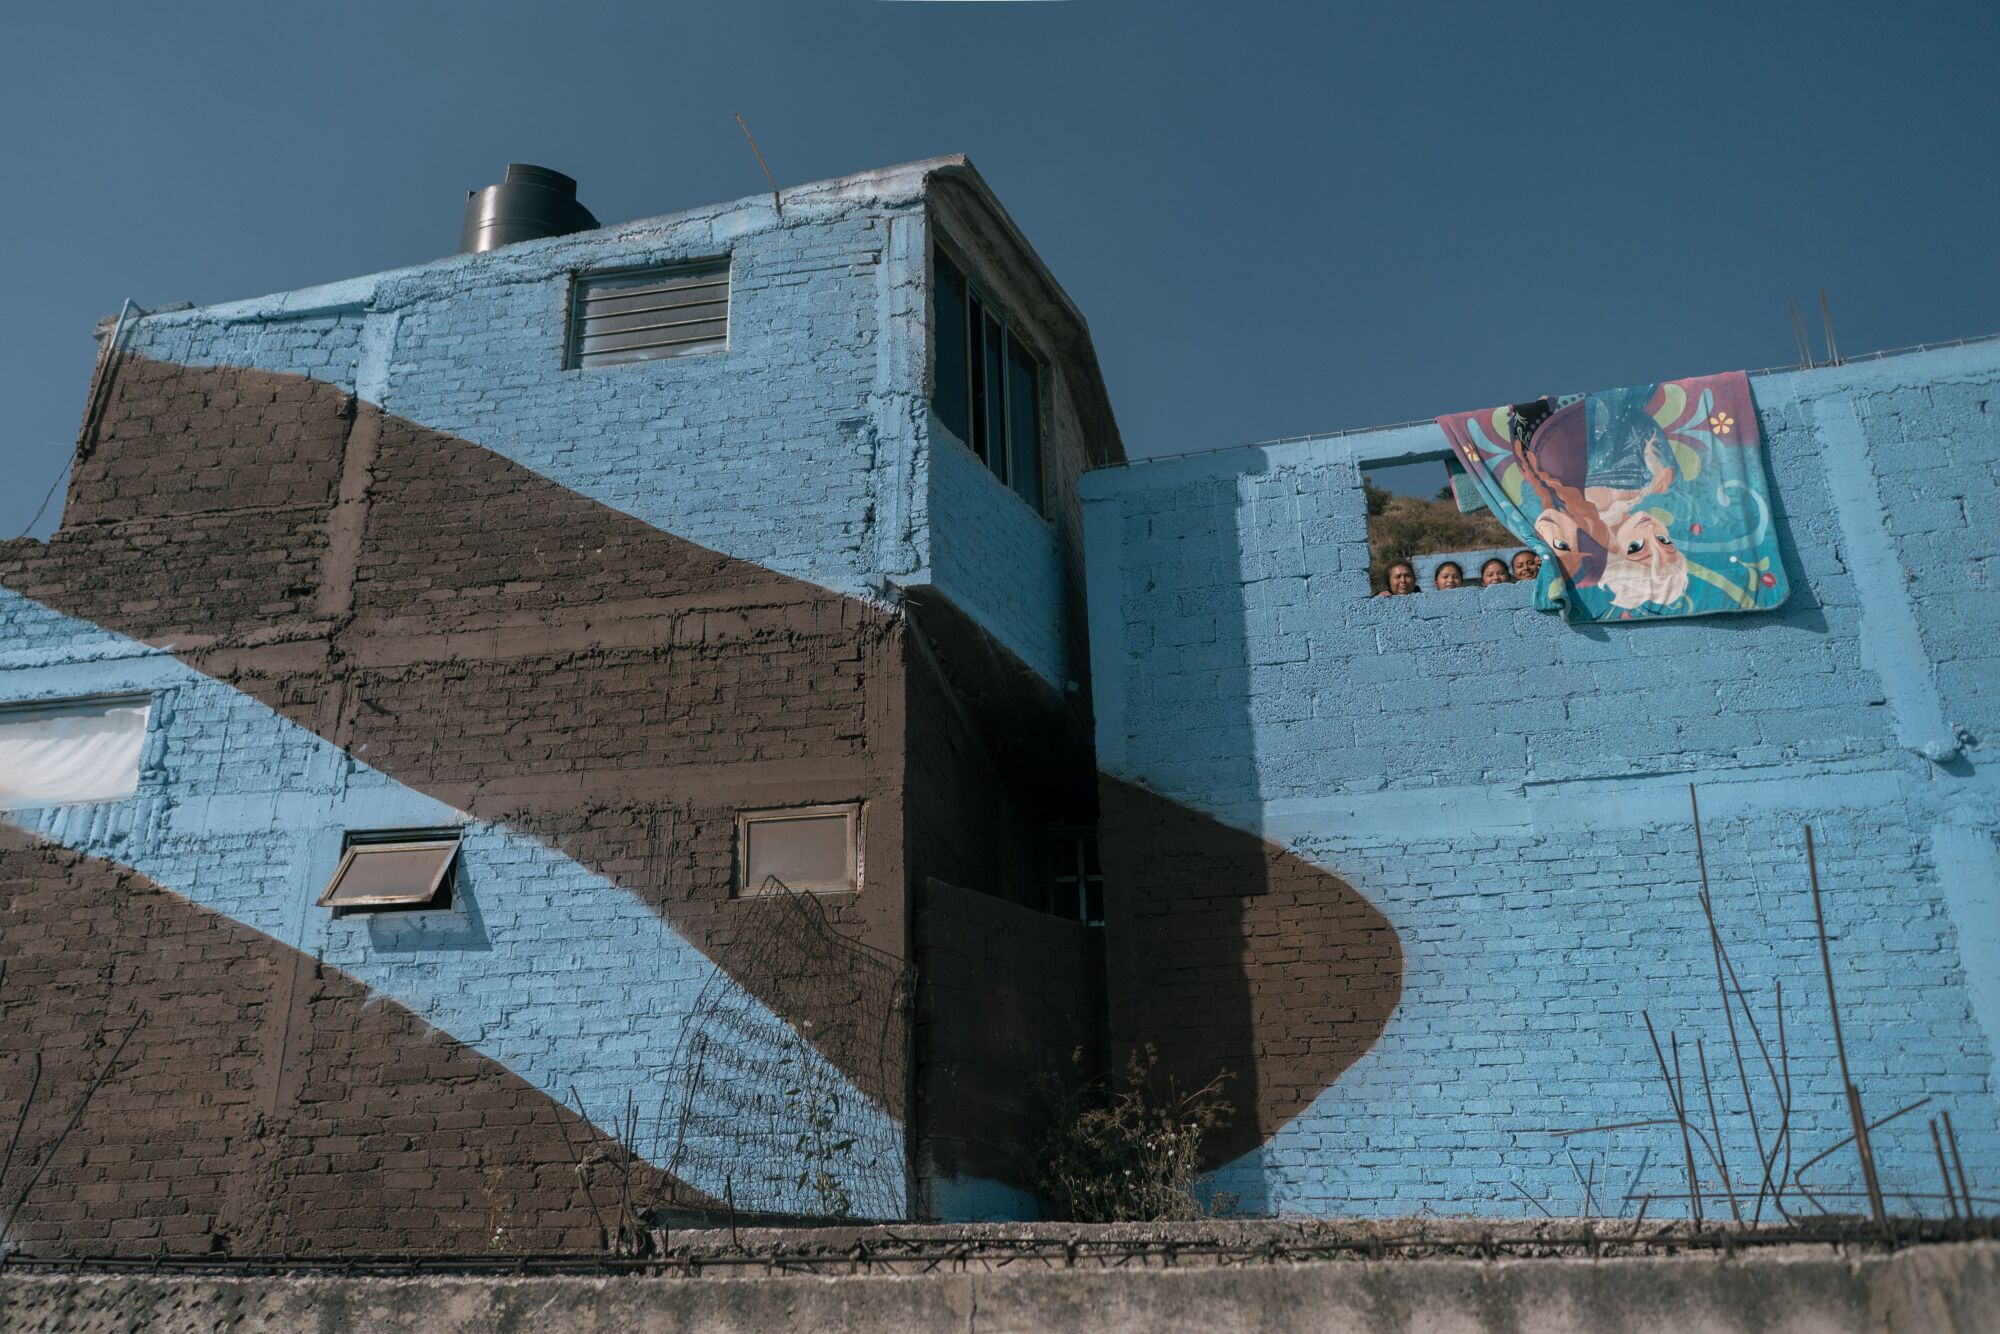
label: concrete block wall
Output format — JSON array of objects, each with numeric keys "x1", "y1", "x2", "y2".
[{"x1": 1082, "y1": 341, "x2": 2000, "y2": 1218}]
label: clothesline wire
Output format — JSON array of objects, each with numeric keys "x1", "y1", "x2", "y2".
[
  {"x1": 16, "y1": 457, "x2": 74, "y2": 540},
  {"x1": 12, "y1": 299, "x2": 141, "y2": 540}
]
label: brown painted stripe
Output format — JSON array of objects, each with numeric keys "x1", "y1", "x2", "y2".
[
  {"x1": 0, "y1": 825, "x2": 699, "y2": 1257},
  {"x1": 1098, "y1": 776, "x2": 1404, "y2": 1166},
  {"x1": 0, "y1": 356, "x2": 911, "y2": 1116}
]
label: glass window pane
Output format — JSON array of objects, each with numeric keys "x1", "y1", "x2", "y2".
[
  {"x1": 744, "y1": 812, "x2": 854, "y2": 894},
  {"x1": 320, "y1": 838, "x2": 458, "y2": 911},
  {"x1": 932, "y1": 254, "x2": 970, "y2": 445},
  {"x1": 1006, "y1": 337, "x2": 1041, "y2": 513},
  {"x1": 967, "y1": 293, "x2": 990, "y2": 464},
  {"x1": 1052, "y1": 879, "x2": 1081, "y2": 922},
  {"x1": 1083, "y1": 879, "x2": 1103, "y2": 927},
  {"x1": 982, "y1": 311, "x2": 1007, "y2": 480}
]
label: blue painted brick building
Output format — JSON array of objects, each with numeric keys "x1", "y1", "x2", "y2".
[
  {"x1": 0, "y1": 149, "x2": 1994, "y2": 1247},
  {"x1": 1082, "y1": 340, "x2": 2000, "y2": 1218}
]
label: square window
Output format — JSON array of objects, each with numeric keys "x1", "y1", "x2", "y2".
[
  {"x1": 567, "y1": 260, "x2": 729, "y2": 368},
  {"x1": 0, "y1": 695, "x2": 150, "y2": 811},
  {"x1": 317, "y1": 830, "x2": 461, "y2": 916},
  {"x1": 736, "y1": 804, "x2": 861, "y2": 896}
]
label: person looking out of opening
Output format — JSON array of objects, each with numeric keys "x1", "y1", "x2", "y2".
[
  {"x1": 1434, "y1": 561, "x2": 1464, "y2": 591},
  {"x1": 1480, "y1": 558, "x2": 1511, "y2": 586},
  {"x1": 1382, "y1": 560, "x2": 1417, "y2": 596},
  {"x1": 1511, "y1": 549, "x2": 1541, "y2": 582}
]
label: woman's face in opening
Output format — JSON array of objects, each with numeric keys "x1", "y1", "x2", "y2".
[
  {"x1": 1481, "y1": 561, "x2": 1510, "y2": 586},
  {"x1": 1435, "y1": 564, "x2": 1463, "y2": 590},
  {"x1": 1388, "y1": 564, "x2": 1418, "y2": 595}
]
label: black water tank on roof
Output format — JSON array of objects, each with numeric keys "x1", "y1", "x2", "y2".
[{"x1": 458, "y1": 164, "x2": 599, "y2": 254}]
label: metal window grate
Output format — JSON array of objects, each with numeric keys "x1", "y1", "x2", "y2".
[
  {"x1": 1046, "y1": 827, "x2": 1104, "y2": 926},
  {"x1": 568, "y1": 261, "x2": 729, "y2": 368}
]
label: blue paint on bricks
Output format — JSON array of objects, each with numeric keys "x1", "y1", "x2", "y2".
[
  {"x1": 1085, "y1": 341, "x2": 2000, "y2": 1218},
  {"x1": 116, "y1": 162, "x2": 1071, "y2": 689},
  {"x1": 0, "y1": 585, "x2": 904, "y2": 1216}
]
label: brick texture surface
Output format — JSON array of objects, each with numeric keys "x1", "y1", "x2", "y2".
[
  {"x1": 0, "y1": 828, "x2": 669, "y2": 1257},
  {"x1": 913, "y1": 878, "x2": 1104, "y2": 1192},
  {"x1": 1083, "y1": 344, "x2": 2000, "y2": 1217}
]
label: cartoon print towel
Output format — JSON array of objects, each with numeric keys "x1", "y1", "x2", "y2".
[{"x1": 1438, "y1": 371, "x2": 1788, "y2": 621}]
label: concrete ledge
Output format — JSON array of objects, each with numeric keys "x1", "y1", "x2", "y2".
[{"x1": 3, "y1": 1241, "x2": 1993, "y2": 1334}]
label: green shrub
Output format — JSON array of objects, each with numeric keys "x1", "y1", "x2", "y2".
[{"x1": 1034, "y1": 1045, "x2": 1234, "y2": 1222}]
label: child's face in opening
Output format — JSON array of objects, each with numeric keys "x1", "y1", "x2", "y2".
[
  {"x1": 1436, "y1": 565, "x2": 1463, "y2": 590},
  {"x1": 1512, "y1": 551, "x2": 1540, "y2": 581},
  {"x1": 1482, "y1": 562, "x2": 1509, "y2": 586}
]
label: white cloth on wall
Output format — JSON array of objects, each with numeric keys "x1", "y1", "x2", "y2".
[{"x1": 0, "y1": 699, "x2": 150, "y2": 810}]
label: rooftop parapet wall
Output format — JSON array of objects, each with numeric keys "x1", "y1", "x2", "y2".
[
  {"x1": 1080, "y1": 341, "x2": 2000, "y2": 1218},
  {"x1": 1082, "y1": 341, "x2": 1999, "y2": 811}
]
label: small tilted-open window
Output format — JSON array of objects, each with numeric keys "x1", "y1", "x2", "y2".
[
  {"x1": 736, "y1": 804, "x2": 861, "y2": 896},
  {"x1": 317, "y1": 829, "x2": 461, "y2": 916}
]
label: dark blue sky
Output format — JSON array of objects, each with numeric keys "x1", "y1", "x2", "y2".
[{"x1": 4, "y1": 1, "x2": 1995, "y2": 535}]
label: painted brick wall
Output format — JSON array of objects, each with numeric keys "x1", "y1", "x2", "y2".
[
  {"x1": 114, "y1": 160, "x2": 1100, "y2": 694},
  {"x1": 0, "y1": 356, "x2": 917, "y2": 1247},
  {"x1": 911, "y1": 877, "x2": 1104, "y2": 1220},
  {"x1": 1082, "y1": 341, "x2": 2000, "y2": 1218},
  {"x1": 123, "y1": 173, "x2": 930, "y2": 616}
]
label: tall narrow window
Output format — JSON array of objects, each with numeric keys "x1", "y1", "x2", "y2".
[
  {"x1": 1006, "y1": 336, "x2": 1042, "y2": 511},
  {"x1": 933, "y1": 258, "x2": 970, "y2": 446},
  {"x1": 932, "y1": 247, "x2": 1045, "y2": 513}
]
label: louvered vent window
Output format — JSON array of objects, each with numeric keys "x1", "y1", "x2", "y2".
[{"x1": 567, "y1": 260, "x2": 729, "y2": 368}]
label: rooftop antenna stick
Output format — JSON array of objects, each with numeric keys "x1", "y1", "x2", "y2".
[
  {"x1": 1819, "y1": 288, "x2": 1841, "y2": 366},
  {"x1": 736, "y1": 113, "x2": 782, "y2": 221},
  {"x1": 1788, "y1": 299, "x2": 1813, "y2": 370}
]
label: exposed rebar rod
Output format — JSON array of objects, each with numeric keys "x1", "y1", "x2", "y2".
[
  {"x1": 735, "y1": 114, "x2": 783, "y2": 220},
  {"x1": 1944, "y1": 1110, "x2": 1974, "y2": 1218},
  {"x1": 1697, "y1": 1038, "x2": 1742, "y2": 1223},
  {"x1": 0, "y1": 1053, "x2": 41, "y2": 1196},
  {"x1": 1645, "y1": 1013, "x2": 1703, "y2": 1226},
  {"x1": 1804, "y1": 826, "x2": 1889, "y2": 1236},
  {"x1": 0, "y1": 1011, "x2": 143, "y2": 1241},
  {"x1": 1690, "y1": 786, "x2": 1766, "y2": 1221},
  {"x1": 550, "y1": 1087, "x2": 613, "y2": 1245},
  {"x1": 1793, "y1": 1095, "x2": 1932, "y2": 1189},
  {"x1": 1931, "y1": 1119, "x2": 1960, "y2": 1219}
]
